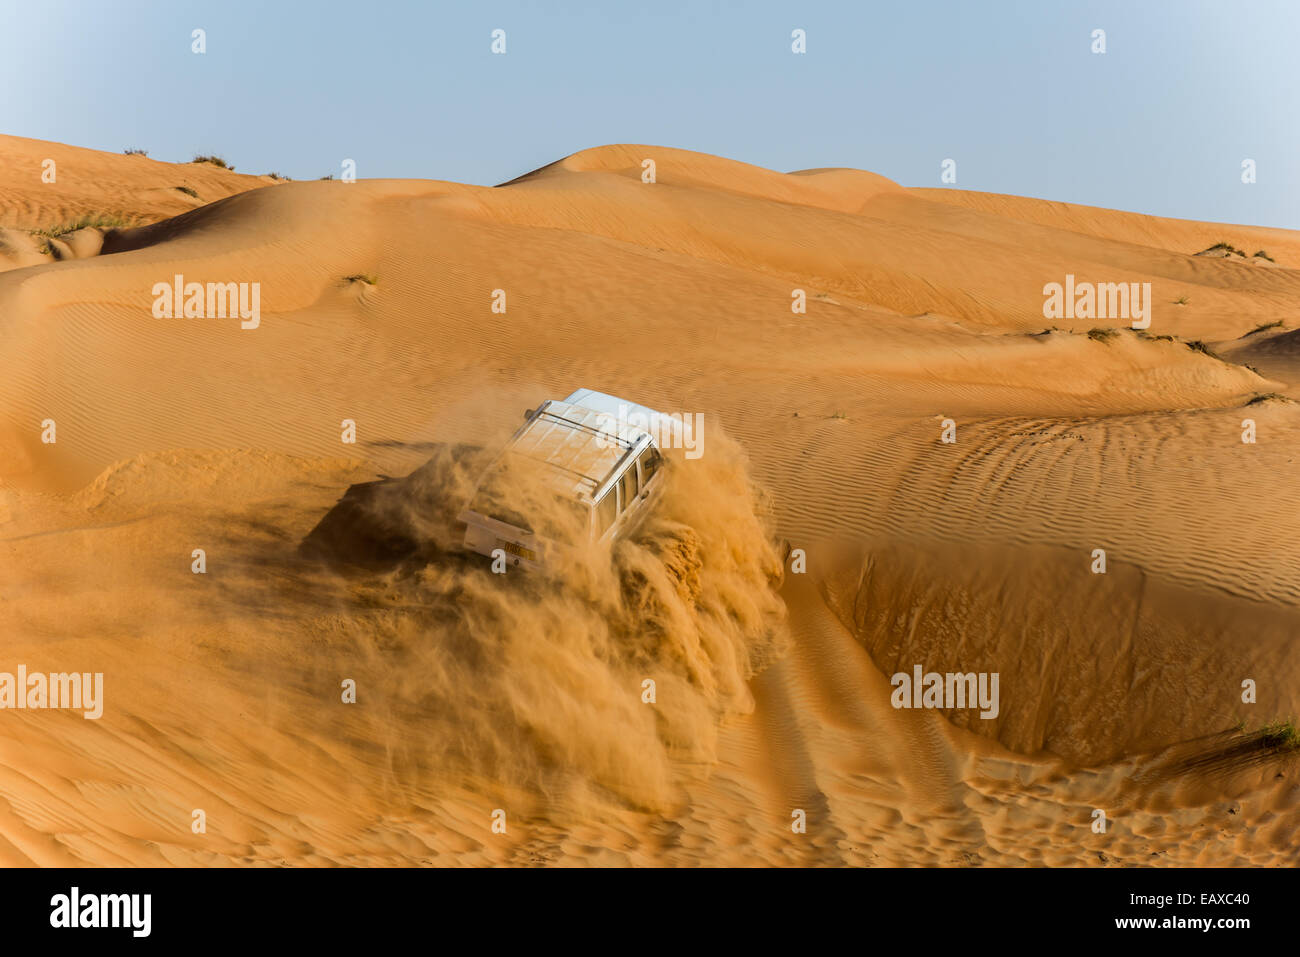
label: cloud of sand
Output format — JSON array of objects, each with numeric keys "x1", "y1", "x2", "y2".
[{"x1": 328, "y1": 423, "x2": 787, "y2": 813}]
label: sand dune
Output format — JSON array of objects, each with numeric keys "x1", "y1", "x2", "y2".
[
  {"x1": 0, "y1": 137, "x2": 1296, "y2": 866},
  {"x1": 0, "y1": 135, "x2": 273, "y2": 273}
]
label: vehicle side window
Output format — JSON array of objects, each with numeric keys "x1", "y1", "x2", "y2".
[
  {"x1": 639, "y1": 447, "x2": 662, "y2": 484},
  {"x1": 619, "y1": 466, "x2": 637, "y2": 512},
  {"x1": 597, "y1": 492, "x2": 617, "y2": 534}
]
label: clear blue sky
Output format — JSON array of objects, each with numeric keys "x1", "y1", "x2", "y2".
[{"x1": 3, "y1": 0, "x2": 1297, "y2": 228}]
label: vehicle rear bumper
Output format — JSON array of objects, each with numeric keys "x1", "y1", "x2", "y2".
[{"x1": 458, "y1": 509, "x2": 543, "y2": 569}]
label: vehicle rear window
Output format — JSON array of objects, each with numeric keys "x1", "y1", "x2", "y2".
[
  {"x1": 639, "y1": 447, "x2": 662, "y2": 484},
  {"x1": 619, "y1": 467, "x2": 637, "y2": 511},
  {"x1": 596, "y1": 492, "x2": 617, "y2": 534},
  {"x1": 469, "y1": 454, "x2": 590, "y2": 543}
]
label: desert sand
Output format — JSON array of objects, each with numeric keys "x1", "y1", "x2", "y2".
[{"x1": 1, "y1": 135, "x2": 1297, "y2": 866}]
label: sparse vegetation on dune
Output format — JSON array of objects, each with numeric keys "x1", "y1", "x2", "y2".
[
  {"x1": 267, "y1": 172, "x2": 291, "y2": 181},
  {"x1": 1194, "y1": 243, "x2": 1276, "y2": 263},
  {"x1": 192, "y1": 155, "x2": 234, "y2": 171},
  {"x1": 175, "y1": 186, "x2": 199, "y2": 198},
  {"x1": 343, "y1": 274, "x2": 378, "y2": 286},
  {"x1": 1244, "y1": 320, "x2": 1284, "y2": 336},
  {"x1": 30, "y1": 213, "x2": 138, "y2": 239},
  {"x1": 27, "y1": 213, "x2": 141, "y2": 256},
  {"x1": 1259, "y1": 720, "x2": 1300, "y2": 751},
  {"x1": 1087, "y1": 327, "x2": 1120, "y2": 342},
  {"x1": 1163, "y1": 721, "x2": 1300, "y2": 777},
  {"x1": 123, "y1": 148, "x2": 147, "y2": 156},
  {"x1": 1197, "y1": 241, "x2": 1248, "y2": 258},
  {"x1": 1184, "y1": 339, "x2": 1223, "y2": 360}
]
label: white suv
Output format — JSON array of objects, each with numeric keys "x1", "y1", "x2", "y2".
[{"x1": 458, "y1": 389, "x2": 670, "y2": 569}]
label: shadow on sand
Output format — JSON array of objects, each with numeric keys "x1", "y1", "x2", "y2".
[{"x1": 298, "y1": 442, "x2": 488, "y2": 573}]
